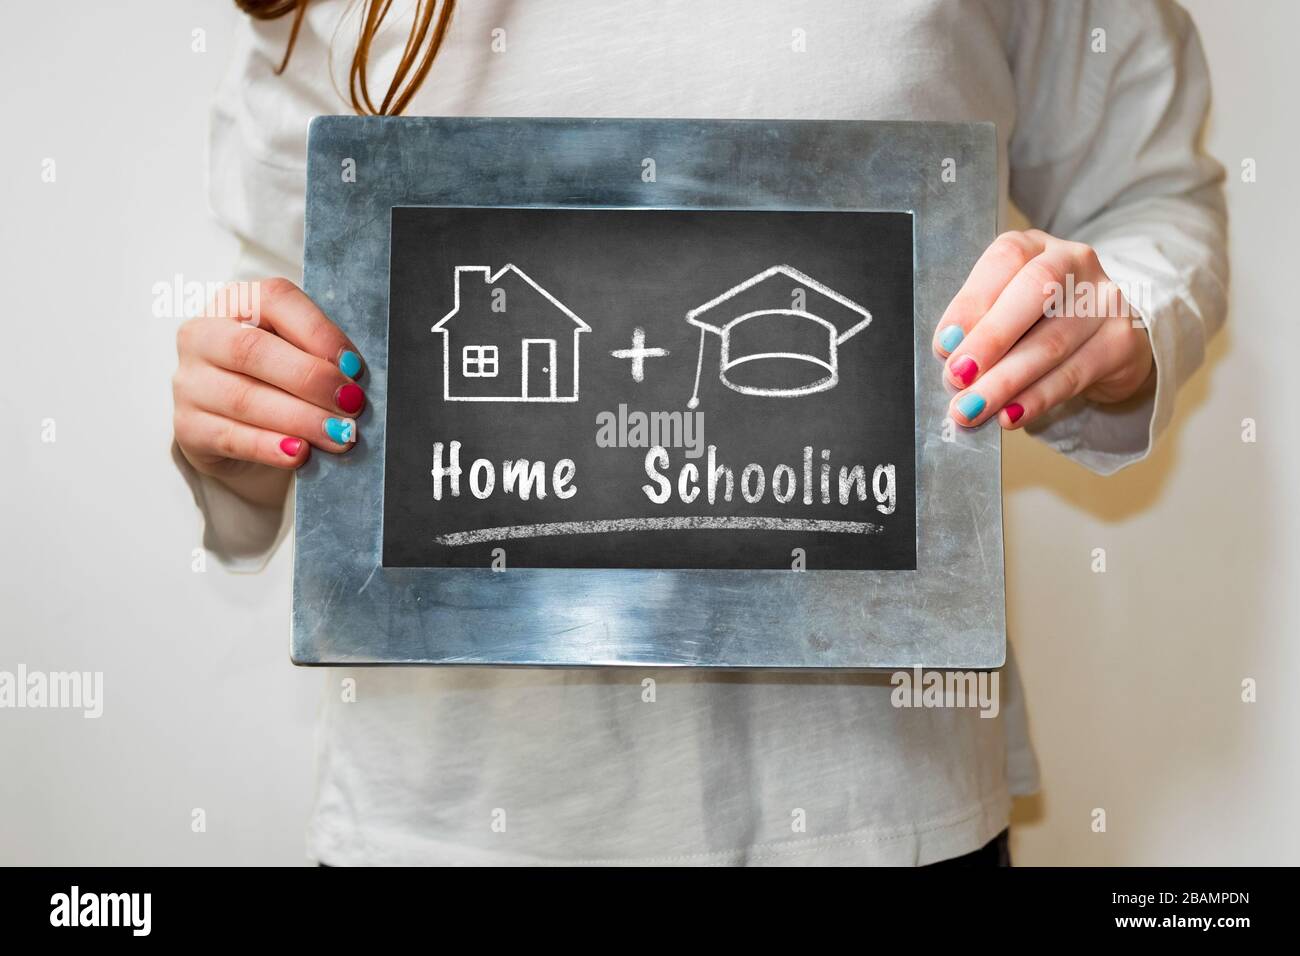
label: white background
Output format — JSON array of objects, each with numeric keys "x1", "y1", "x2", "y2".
[{"x1": 1, "y1": 0, "x2": 1295, "y2": 864}]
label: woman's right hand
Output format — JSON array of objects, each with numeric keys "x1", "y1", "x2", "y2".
[{"x1": 173, "y1": 278, "x2": 366, "y2": 491}]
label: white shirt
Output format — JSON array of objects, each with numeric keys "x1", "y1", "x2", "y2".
[{"x1": 179, "y1": 0, "x2": 1226, "y2": 864}]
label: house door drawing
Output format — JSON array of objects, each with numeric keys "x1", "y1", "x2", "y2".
[{"x1": 522, "y1": 338, "x2": 557, "y2": 399}]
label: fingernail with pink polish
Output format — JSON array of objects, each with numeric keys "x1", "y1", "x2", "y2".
[
  {"x1": 950, "y1": 355, "x2": 978, "y2": 387},
  {"x1": 280, "y1": 437, "x2": 303, "y2": 456},
  {"x1": 1005, "y1": 402, "x2": 1025, "y2": 425},
  {"x1": 336, "y1": 383, "x2": 365, "y2": 414}
]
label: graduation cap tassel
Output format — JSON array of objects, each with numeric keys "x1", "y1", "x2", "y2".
[{"x1": 686, "y1": 324, "x2": 707, "y2": 410}]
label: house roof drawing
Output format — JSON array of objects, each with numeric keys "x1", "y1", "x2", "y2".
[
  {"x1": 431, "y1": 264, "x2": 592, "y2": 333},
  {"x1": 686, "y1": 264, "x2": 871, "y2": 343}
]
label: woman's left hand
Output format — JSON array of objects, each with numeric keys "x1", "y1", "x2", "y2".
[{"x1": 934, "y1": 229, "x2": 1155, "y2": 429}]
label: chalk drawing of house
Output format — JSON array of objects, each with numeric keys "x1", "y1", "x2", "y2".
[{"x1": 432, "y1": 265, "x2": 591, "y2": 402}]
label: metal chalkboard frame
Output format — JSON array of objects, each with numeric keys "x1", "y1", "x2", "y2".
[{"x1": 294, "y1": 116, "x2": 1003, "y2": 669}]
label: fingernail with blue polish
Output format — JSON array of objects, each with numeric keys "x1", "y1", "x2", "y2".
[
  {"x1": 938, "y1": 325, "x2": 965, "y2": 353},
  {"x1": 324, "y1": 417, "x2": 357, "y2": 444},
  {"x1": 955, "y1": 393, "x2": 986, "y2": 421},
  {"x1": 338, "y1": 349, "x2": 363, "y2": 378}
]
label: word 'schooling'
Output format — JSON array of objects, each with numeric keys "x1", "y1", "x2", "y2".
[{"x1": 432, "y1": 440, "x2": 897, "y2": 514}]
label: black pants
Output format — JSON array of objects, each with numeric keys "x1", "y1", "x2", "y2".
[{"x1": 926, "y1": 828, "x2": 1011, "y2": 867}]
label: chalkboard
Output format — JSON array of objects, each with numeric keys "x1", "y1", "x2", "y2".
[
  {"x1": 382, "y1": 206, "x2": 916, "y2": 570},
  {"x1": 295, "y1": 117, "x2": 1003, "y2": 668}
]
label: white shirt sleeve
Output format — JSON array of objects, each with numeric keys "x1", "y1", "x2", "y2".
[
  {"x1": 172, "y1": 439, "x2": 293, "y2": 574},
  {"x1": 171, "y1": 238, "x2": 298, "y2": 572},
  {"x1": 1005, "y1": 0, "x2": 1229, "y2": 474}
]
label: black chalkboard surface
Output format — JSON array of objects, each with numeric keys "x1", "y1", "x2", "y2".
[{"x1": 383, "y1": 206, "x2": 915, "y2": 570}]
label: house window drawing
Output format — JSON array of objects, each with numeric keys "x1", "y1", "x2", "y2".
[
  {"x1": 432, "y1": 265, "x2": 591, "y2": 403},
  {"x1": 685, "y1": 264, "x2": 872, "y2": 409},
  {"x1": 462, "y1": 345, "x2": 499, "y2": 378}
]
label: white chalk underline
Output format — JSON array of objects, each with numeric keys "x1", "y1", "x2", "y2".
[{"x1": 435, "y1": 516, "x2": 883, "y2": 546}]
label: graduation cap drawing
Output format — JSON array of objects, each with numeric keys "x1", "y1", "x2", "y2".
[{"x1": 685, "y1": 265, "x2": 872, "y2": 409}]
